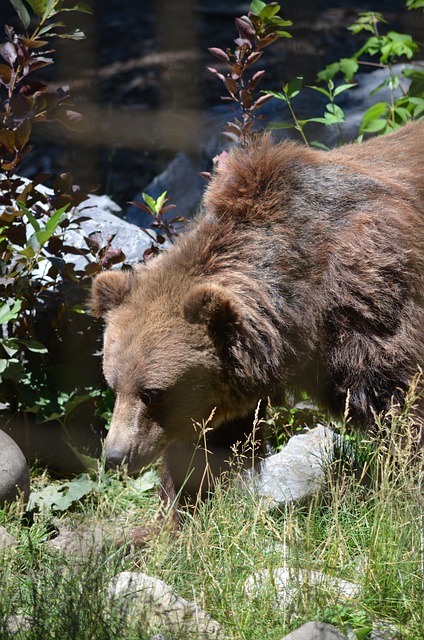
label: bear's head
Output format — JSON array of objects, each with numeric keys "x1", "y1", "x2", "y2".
[{"x1": 90, "y1": 266, "x2": 254, "y2": 475}]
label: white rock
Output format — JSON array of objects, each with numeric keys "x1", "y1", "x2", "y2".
[
  {"x1": 247, "y1": 425, "x2": 338, "y2": 507},
  {"x1": 0, "y1": 525, "x2": 17, "y2": 549},
  {"x1": 245, "y1": 567, "x2": 359, "y2": 607},
  {"x1": 66, "y1": 193, "x2": 153, "y2": 267},
  {"x1": 108, "y1": 571, "x2": 226, "y2": 639}
]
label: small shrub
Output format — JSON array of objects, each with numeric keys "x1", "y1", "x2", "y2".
[
  {"x1": 129, "y1": 190, "x2": 187, "y2": 261},
  {"x1": 0, "y1": 0, "x2": 124, "y2": 459},
  {"x1": 208, "y1": 0, "x2": 292, "y2": 142},
  {"x1": 267, "y1": 3, "x2": 424, "y2": 144}
]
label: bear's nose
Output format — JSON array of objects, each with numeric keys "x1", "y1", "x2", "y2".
[{"x1": 105, "y1": 445, "x2": 126, "y2": 470}]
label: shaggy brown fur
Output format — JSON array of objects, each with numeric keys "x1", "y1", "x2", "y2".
[{"x1": 91, "y1": 121, "x2": 424, "y2": 505}]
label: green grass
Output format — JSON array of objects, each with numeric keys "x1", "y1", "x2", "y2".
[{"x1": 0, "y1": 408, "x2": 423, "y2": 640}]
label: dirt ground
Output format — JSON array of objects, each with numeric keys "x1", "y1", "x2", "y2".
[{"x1": 3, "y1": 0, "x2": 423, "y2": 208}]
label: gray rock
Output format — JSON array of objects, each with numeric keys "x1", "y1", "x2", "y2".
[
  {"x1": 5, "y1": 614, "x2": 32, "y2": 636},
  {"x1": 0, "y1": 525, "x2": 17, "y2": 549},
  {"x1": 369, "y1": 618, "x2": 401, "y2": 640},
  {"x1": 281, "y1": 621, "x2": 347, "y2": 640},
  {"x1": 47, "y1": 523, "x2": 104, "y2": 559},
  {"x1": 108, "y1": 571, "x2": 226, "y2": 639},
  {"x1": 0, "y1": 429, "x2": 30, "y2": 507},
  {"x1": 246, "y1": 425, "x2": 339, "y2": 508},
  {"x1": 1, "y1": 181, "x2": 153, "y2": 273},
  {"x1": 244, "y1": 567, "x2": 359, "y2": 608}
]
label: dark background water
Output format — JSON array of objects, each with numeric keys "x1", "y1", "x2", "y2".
[{"x1": 2, "y1": 0, "x2": 423, "y2": 207}]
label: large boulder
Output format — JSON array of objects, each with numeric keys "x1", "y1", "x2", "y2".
[{"x1": 0, "y1": 429, "x2": 30, "y2": 507}]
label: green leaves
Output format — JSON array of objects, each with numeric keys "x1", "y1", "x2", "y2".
[
  {"x1": 9, "y1": 0, "x2": 92, "y2": 41},
  {"x1": 267, "y1": 78, "x2": 355, "y2": 145},
  {"x1": 28, "y1": 474, "x2": 95, "y2": 512},
  {"x1": 406, "y1": 0, "x2": 424, "y2": 8},
  {"x1": 129, "y1": 469, "x2": 160, "y2": 494},
  {"x1": 0, "y1": 299, "x2": 22, "y2": 324},
  {"x1": 129, "y1": 191, "x2": 184, "y2": 260},
  {"x1": 23, "y1": 0, "x2": 92, "y2": 22},
  {"x1": 348, "y1": 11, "x2": 387, "y2": 35},
  {"x1": 311, "y1": 5, "x2": 424, "y2": 143},
  {"x1": 18, "y1": 201, "x2": 69, "y2": 258},
  {"x1": 264, "y1": 77, "x2": 303, "y2": 103},
  {"x1": 8, "y1": 0, "x2": 31, "y2": 29},
  {"x1": 308, "y1": 103, "x2": 345, "y2": 127},
  {"x1": 249, "y1": 0, "x2": 292, "y2": 37},
  {"x1": 141, "y1": 191, "x2": 168, "y2": 218},
  {"x1": 27, "y1": 467, "x2": 160, "y2": 514},
  {"x1": 318, "y1": 58, "x2": 359, "y2": 83},
  {"x1": 250, "y1": 0, "x2": 267, "y2": 14},
  {"x1": 366, "y1": 31, "x2": 419, "y2": 65},
  {"x1": 24, "y1": 0, "x2": 49, "y2": 18}
]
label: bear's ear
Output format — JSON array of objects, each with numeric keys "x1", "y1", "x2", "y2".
[
  {"x1": 90, "y1": 269, "x2": 134, "y2": 317},
  {"x1": 184, "y1": 283, "x2": 243, "y2": 344}
]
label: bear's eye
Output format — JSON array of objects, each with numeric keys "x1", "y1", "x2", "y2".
[{"x1": 140, "y1": 389, "x2": 163, "y2": 405}]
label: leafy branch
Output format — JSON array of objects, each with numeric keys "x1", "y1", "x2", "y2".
[
  {"x1": 208, "y1": 0, "x2": 292, "y2": 142},
  {"x1": 1, "y1": 0, "x2": 91, "y2": 172},
  {"x1": 317, "y1": 9, "x2": 424, "y2": 137}
]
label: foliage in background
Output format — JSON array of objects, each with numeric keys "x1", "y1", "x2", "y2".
[
  {"x1": 0, "y1": 0, "x2": 125, "y2": 445},
  {"x1": 265, "y1": 5, "x2": 424, "y2": 144},
  {"x1": 207, "y1": 1, "x2": 424, "y2": 146}
]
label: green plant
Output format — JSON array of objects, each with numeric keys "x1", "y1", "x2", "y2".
[
  {"x1": 265, "y1": 77, "x2": 356, "y2": 148},
  {"x1": 323, "y1": 604, "x2": 374, "y2": 639},
  {"x1": 266, "y1": 2, "x2": 424, "y2": 144},
  {"x1": 0, "y1": 1, "x2": 124, "y2": 457},
  {"x1": 264, "y1": 393, "x2": 320, "y2": 449},
  {"x1": 129, "y1": 190, "x2": 187, "y2": 261},
  {"x1": 318, "y1": 8, "x2": 424, "y2": 138}
]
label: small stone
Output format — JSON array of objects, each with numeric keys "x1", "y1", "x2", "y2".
[
  {"x1": 280, "y1": 621, "x2": 347, "y2": 640},
  {"x1": 0, "y1": 525, "x2": 17, "y2": 549},
  {"x1": 245, "y1": 568, "x2": 359, "y2": 607},
  {"x1": 0, "y1": 429, "x2": 30, "y2": 507},
  {"x1": 47, "y1": 524, "x2": 104, "y2": 558},
  {"x1": 6, "y1": 614, "x2": 32, "y2": 635}
]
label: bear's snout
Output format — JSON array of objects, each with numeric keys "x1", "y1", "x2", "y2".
[
  {"x1": 105, "y1": 442, "x2": 126, "y2": 470},
  {"x1": 104, "y1": 392, "x2": 168, "y2": 475}
]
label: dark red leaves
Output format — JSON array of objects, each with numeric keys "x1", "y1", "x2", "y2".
[{"x1": 207, "y1": 4, "x2": 291, "y2": 142}]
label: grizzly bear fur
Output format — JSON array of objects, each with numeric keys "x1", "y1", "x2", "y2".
[{"x1": 91, "y1": 121, "x2": 424, "y2": 503}]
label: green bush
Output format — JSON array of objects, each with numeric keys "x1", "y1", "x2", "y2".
[{"x1": 0, "y1": 0, "x2": 124, "y2": 460}]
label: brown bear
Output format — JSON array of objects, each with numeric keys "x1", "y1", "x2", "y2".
[{"x1": 91, "y1": 121, "x2": 424, "y2": 506}]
